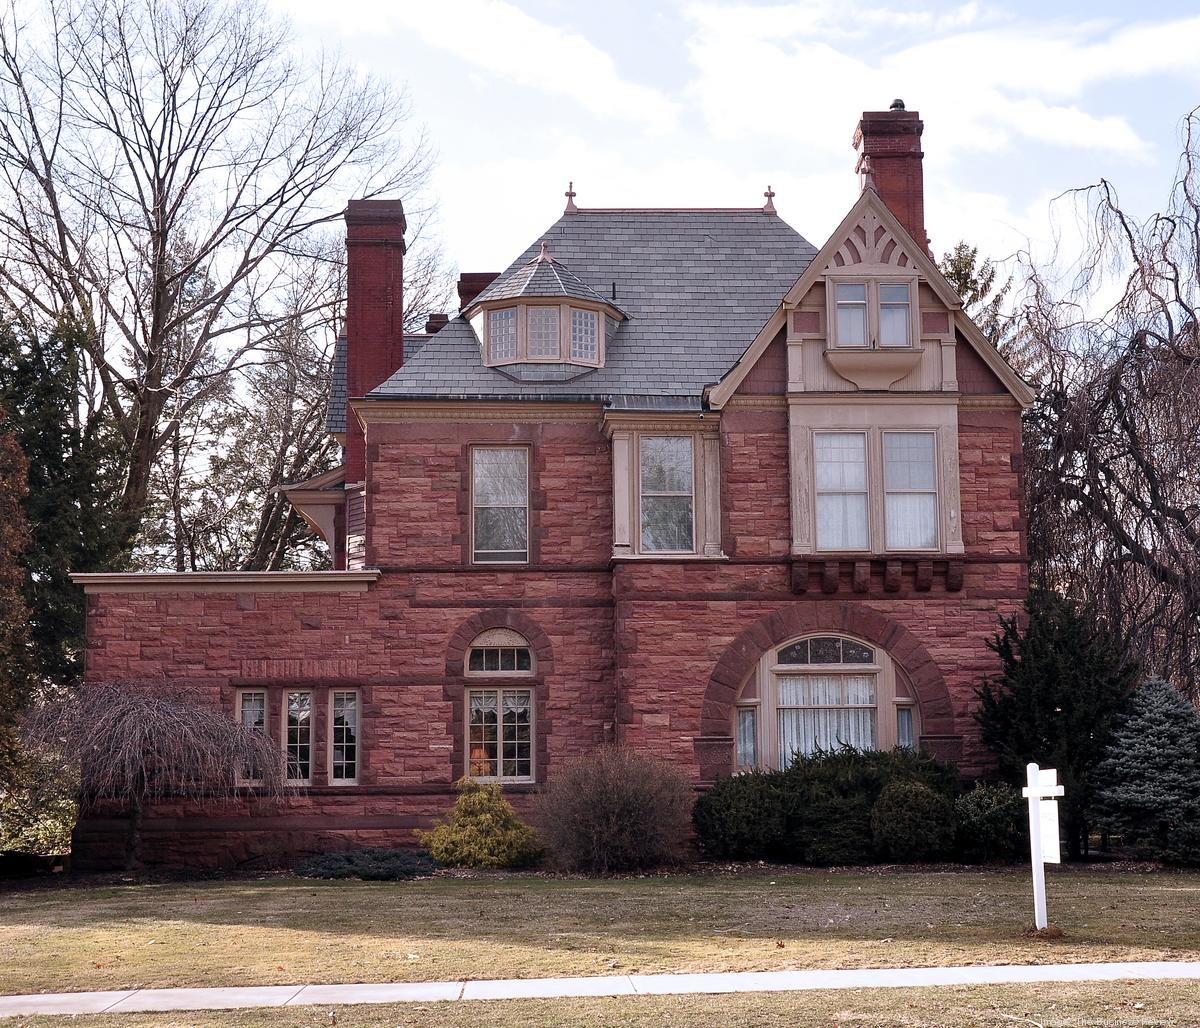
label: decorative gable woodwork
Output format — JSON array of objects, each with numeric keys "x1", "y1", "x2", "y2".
[{"x1": 830, "y1": 207, "x2": 914, "y2": 270}]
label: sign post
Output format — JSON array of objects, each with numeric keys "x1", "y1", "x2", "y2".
[{"x1": 1022, "y1": 762, "x2": 1064, "y2": 930}]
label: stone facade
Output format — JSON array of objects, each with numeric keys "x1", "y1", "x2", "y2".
[{"x1": 73, "y1": 104, "x2": 1031, "y2": 869}]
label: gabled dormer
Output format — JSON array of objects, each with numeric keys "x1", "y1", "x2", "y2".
[{"x1": 463, "y1": 241, "x2": 626, "y2": 373}]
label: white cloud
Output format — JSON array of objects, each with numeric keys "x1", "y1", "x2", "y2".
[{"x1": 279, "y1": 0, "x2": 678, "y2": 131}]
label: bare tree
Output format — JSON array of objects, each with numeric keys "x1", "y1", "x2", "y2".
[
  {"x1": 21, "y1": 681, "x2": 285, "y2": 869},
  {"x1": 0, "y1": 0, "x2": 433, "y2": 536},
  {"x1": 1014, "y1": 106, "x2": 1200, "y2": 697}
]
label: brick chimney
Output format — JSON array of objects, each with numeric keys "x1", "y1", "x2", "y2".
[
  {"x1": 457, "y1": 271, "x2": 500, "y2": 311},
  {"x1": 344, "y1": 199, "x2": 406, "y2": 483},
  {"x1": 854, "y1": 100, "x2": 929, "y2": 255}
]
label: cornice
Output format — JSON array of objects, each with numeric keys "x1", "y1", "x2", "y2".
[
  {"x1": 601, "y1": 409, "x2": 718, "y2": 437},
  {"x1": 352, "y1": 399, "x2": 603, "y2": 423},
  {"x1": 71, "y1": 571, "x2": 381, "y2": 594}
]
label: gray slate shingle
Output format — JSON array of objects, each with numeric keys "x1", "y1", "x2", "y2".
[{"x1": 366, "y1": 209, "x2": 816, "y2": 407}]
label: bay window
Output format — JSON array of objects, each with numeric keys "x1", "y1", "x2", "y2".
[
  {"x1": 830, "y1": 279, "x2": 915, "y2": 349},
  {"x1": 488, "y1": 308, "x2": 517, "y2": 361},
  {"x1": 570, "y1": 309, "x2": 599, "y2": 362},
  {"x1": 527, "y1": 306, "x2": 560, "y2": 358},
  {"x1": 472, "y1": 447, "x2": 529, "y2": 564}
]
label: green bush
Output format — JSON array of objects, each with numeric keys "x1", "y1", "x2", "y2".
[
  {"x1": 691, "y1": 769, "x2": 787, "y2": 861},
  {"x1": 294, "y1": 847, "x2": 437, "y2": 881},
  {"x1": 954, "y1": 782, "x2": 1026, "y2": 863},
  {"x1": 535, "y1": 747, "x2": 693, "y2": 873},
  {"x1": 416, "y1": 780, "x2": 542, "y2": 869},
  {"x1": 694, "y1": 747, "x2": 959, "y2": 865},
  {"x1": 871, "y1": 780, "x2": 955, "y2": 862}
]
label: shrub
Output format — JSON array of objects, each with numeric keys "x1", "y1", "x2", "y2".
[
  {"x1": 692, "y1": 769, "x2": 787, "y2": 861},
  {"x1": 416, "y1": 780, "x2": 542, "y2": 869},
  {"x1": 870, "y1": 780, "x2": 955, "y2": 862},
  {"x1": 954, "y1": 782, "x2": 1026, "y2": 863},
  {"x1": 1093, "y1": 678, "x2": 1200, "y2": 865},
  {"x1": 693, "y1": 747, "x2": 960, "y2": 865},
  {"x1": 295, "y1": 847, "x2": 437, "y2": 881},
  {"x1": 535, "y1": 747, "x2": 693, "y2": 873}
]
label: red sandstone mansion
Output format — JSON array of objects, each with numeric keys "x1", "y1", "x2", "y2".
[{"x1": 73, "y1": 103, "x2": 1034, "y2": 867}]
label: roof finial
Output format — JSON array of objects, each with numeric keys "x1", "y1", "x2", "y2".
[
  {"x1": 859, "y1": 155, "x2": 876, "y2": 193},
  {"x1": 763, "y1": 184, "x2": 777, "y2": 214},
  {"x1": 564, "y1": 180, "x2": 578, "y2": 214},
  {"x1": 536, "y1": 239, "x2": 553, "y2": 263}
]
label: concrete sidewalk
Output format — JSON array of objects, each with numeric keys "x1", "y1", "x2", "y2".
[{"x1": 3, "y1": 961, "x2": 1200, "y2": 1018}]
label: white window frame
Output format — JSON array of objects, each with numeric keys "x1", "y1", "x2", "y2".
[
  {"x1": 733, "y1": 635, "x2": 920, "y2": 770},
  {"x1": 827, "y1": 275, "x2": 919, "y2": 350},
  {"x1": 466, "y1": 686, "x2": 535, "y2": 784},
  {"x1": 283, "y1": 689, "x2": 313, "y2": 786},
  {"x1": 813, "y1": 430, "x2": 870, "y2": 553},
  {"x1": 882, "y1": 430, "x2": 940, "y2": 552},
  {"x1": 329, "y1": 688, "x2": 360, "y2": 786},
  {"x1": 471, "y1": 445, "x2": 530, "y2": 565},
  {"x1": 235, "y1": 688, "x2": 267, "y2": 785},
  {"x1": 637, "y1": 434, "x2": 697, "y2": 555}
]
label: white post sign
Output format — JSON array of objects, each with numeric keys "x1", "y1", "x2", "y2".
[{"x1": 1022, "y1": 762, "x2": 1064, "y2": 930}]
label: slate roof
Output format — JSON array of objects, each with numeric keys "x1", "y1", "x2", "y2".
[
  {"x1": 473, "y1": 247, "x2": 624, "y2": 313},
  {"x1": 325, "y1": 332, "x2": 430, "y2": 435},
  {"x1": 365, "y1": 209, "x2": 818, "y2": 408}
]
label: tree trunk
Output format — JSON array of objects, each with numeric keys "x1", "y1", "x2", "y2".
[{"x1": 124, "y1": 793, "x2": 144, "y2": 873}]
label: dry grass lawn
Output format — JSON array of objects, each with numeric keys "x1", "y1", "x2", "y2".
[
  {"x1": 2, "y1": 864, "x2": 1199, "y2": 999},
  {"x1": 12, "y1": 981, "x2": 1200, "y2": 1028}
]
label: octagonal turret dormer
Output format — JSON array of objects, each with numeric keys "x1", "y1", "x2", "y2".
[{"x1": 464, "y1": 241, "x2": 626, "y2": 373}]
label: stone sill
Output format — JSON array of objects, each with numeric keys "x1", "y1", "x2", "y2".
[
  {"x1": 70, "y1": 571, "x2": 381, "y2": 594},
  {"x1": 611, "y1": 553, "x2": 729, "y2": 563}
]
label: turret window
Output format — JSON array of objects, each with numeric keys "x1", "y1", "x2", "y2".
[
  {"x1": 488, "y1": 308, "x2": 517, "y2": 361},
  {"x1": 527, "y1": 306, "x2": 560, "y2": 358},
  {"x1": 570, "y1": 309, "x2": 598, "y2": 362}
]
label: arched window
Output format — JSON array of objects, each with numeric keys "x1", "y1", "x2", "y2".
[
  {"x1": 465, "y1": 629, "x2": 534, "y2": 783},
  {"x1": 732, "y1": 634, "x2": 919, "y2": 770}
]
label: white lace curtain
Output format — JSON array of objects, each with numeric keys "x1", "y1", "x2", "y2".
[{"x1": 777, "y1": 673, "x2": 876, "y2": 765}]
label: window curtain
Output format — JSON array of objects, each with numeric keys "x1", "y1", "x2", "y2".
[{"x1": 776, "y1": 674, "x2": 877, "y2": 765}]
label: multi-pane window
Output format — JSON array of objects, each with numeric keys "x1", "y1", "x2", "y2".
[
  {"x1": 570, "y1": 309, "x2": 598, "y2": 362},
  {"x1": 734, "y1": 636, "x2": 920, "y2": 770},
  {"x1": 489, "y1": 308, "x2": 517, "y2": 361},
  {"x1": 639, "y1": 436, "x2": 694, "y2": 552},
  {"x1": 330, "y1": 690, "x2": 359, "y2": 784},
  {"x1": 285, "y1": 690, "x2": 312, "y2": 783},
  {"x1": 469, "y1": 646, "x2": 533, "y2": 673},
  {"x1": 472, "y1": 447, "x2": 529, "y2": 563},
  {"x1": 467, "y1": 688, "x2": 533, "y2": 781},
  {"x1": 814, "y1": 432, "x2": 868, "y2": 550},
  {"x1": 527, "y1": 306, "x2": 560, "y2": 358},
  {"x1": 237, "y1": 690, "x2": 266, "y2": 783},
  {"x1": 878, "y1": 283, "x2": 911, "y2": 347},
  {"x1": 884, "y1": 432, "x2": 938, "y2": 549},
  {"x1": 834, "y1": 283, "x2": 868, "y2": 346}
]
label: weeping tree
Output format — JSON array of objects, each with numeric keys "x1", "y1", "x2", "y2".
[
  {"x1": 21, "y1": 682, "x2": 285, "y2": 869},
  {"x1": 1013, "y1": 105, "x2": 1200, "y2": 697}
]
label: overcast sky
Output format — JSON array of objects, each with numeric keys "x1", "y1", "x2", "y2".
[{"x1": 277, "y1": 0, "x2": 1200, "y2": 278}]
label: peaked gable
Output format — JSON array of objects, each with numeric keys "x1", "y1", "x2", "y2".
[{"x1": 708, "y1": 189, "x2": 1035, "y2": 408}]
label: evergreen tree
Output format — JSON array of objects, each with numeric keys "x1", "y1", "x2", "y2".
[
  {"x1": 0, "y1": 406, "x2": 33, "y2": 780},
  {"x1": 0, "y1": 320, "x2": 131, "y2": 688},
  {"x1": 976, "y1": 589, "x2": 1136, "y2": 859},
  {"x1": 1093, "y1": 678, "x2": 1200, "y2": 864},
  {"x1": 939, "y1": 241, "x2": 1011, "y2": 345}
]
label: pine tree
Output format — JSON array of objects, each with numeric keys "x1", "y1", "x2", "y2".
[
  {"x1": 976, "y1": 589, "x2": 1136, "y2": 859},
  {"x1": 1093, "y1": 678, "x2": 1200, "y2": 864},
  {"x1": 0, "y1": 319, "x2": 132, "y2": 688}
]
